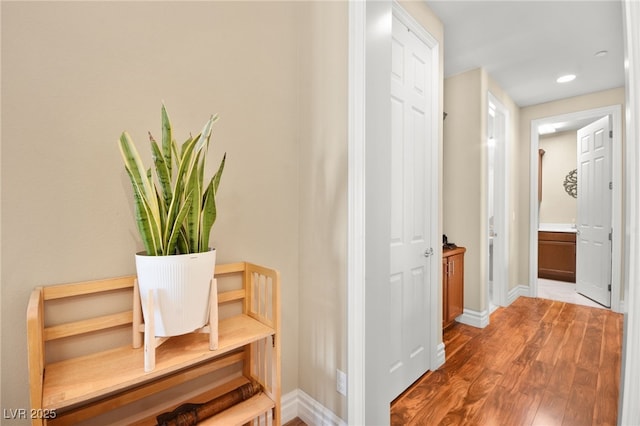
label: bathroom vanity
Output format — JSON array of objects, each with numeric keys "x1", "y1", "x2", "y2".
[{"x1": 538, "y1": 224, "x2": 576, "y2": 282}]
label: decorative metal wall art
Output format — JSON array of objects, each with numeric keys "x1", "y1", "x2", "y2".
[{"x1": 563, "y1": 169, "x2": 577, "y2": 198}]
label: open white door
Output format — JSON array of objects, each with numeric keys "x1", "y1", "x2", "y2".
[
  {"x1": 388, "y1": 13, "x2": 434, "y2": 399},
  {"x1": 487, "y1": 94, "x2": 509, "y2": 309},
  {"x1": 576, "y1": 116, "x2": 612, "y2": 307}
]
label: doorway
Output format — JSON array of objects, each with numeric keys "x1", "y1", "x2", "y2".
[
  {"x1": 529, "y1": 105, "x2": 622, "y2": 313},
  {"x1": 487, "y1": 93, "x2": 509, "y2": 311}
]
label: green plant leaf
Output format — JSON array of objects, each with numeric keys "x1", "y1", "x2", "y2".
[
  {"x1": 184, "y1": 151, "x2": 203, "y2": 251},
  {"x1": 124, "y1": 167, "x2": 162, "y2": 255},
  {"x1": 118, "y1": 131, "x2": 162, "y2": 253},
  {"x1": 150, "y1": 132, "x2": 173, "y2": 212},
  {"x1": 166, "y1": 190, "x2": 194, "y2": 255},
  {"x1": 200, "y1": 178, "x2": 216, "y2": 251},
  {"x1": 161, "y1": 104, "x2": 173, "y2": 178},
  {"x1": 213, "y1": 153, "x2": 226, "y2": 194}
]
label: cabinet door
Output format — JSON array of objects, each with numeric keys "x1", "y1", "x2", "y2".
[
  {"x1": 538, "y1": 232, "x2": 576, "y2": 282},
  {"x1": 446, "y1": 253, "x2": 464, "y2": 323},
  {"x1": 442, "y1": 257, "x2": 448, "y2": 328}
]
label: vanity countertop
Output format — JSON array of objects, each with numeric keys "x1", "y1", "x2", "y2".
[{"x1": 538, "y1": 223, "x2": 577, "y2": 233}]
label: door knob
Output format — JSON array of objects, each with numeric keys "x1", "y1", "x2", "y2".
[{"x1": 424, "y1": 248, "x2": 434, "y2": 257}]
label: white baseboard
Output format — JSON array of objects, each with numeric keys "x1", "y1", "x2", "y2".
[
  {"x1": 455, "y1": 287, "x2": 529, "y2": 330},
  {"x1": 282, "y1": 389, "x2": 300, "y2": 424},
  {"x1": 456, "y1": 308, "x2": 490, "y2": 328},
  {"x1": 281, "y1": 389, "x2": 346, "y2": 426},
  {"x1": 434, "y1": 342, "x2": 445, "y2": 369},
  {"x1": 508, "y1": 285, "x2": 530, "y2": 305}
]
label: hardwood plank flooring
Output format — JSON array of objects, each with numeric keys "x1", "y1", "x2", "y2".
[
  {"x1": 391, "y1": 297, "x2": 623, "y2": 426},
  {"x1": 283, "y1": 417, "x2": 307, "y2": 426}
]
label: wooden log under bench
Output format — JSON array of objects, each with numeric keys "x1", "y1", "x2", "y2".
[{"x1": 156, "y1": 380, "x2": 262, "y2": 426}]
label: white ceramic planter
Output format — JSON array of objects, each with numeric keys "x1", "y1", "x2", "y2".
[{"x1": 135, "y1": 249, "x2": 216, "y2": 337}]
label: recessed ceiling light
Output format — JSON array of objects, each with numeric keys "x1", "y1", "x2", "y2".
[
  {"x1": 557, "y1": 74, "x2": 576, "y2": 83},
  {"x1": 595, "y1": 50, "x2": 608, "y2": 57}
]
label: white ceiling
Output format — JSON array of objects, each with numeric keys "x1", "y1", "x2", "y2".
[{"x1": 426, "y1": 0, "x2": 625, "y2": 108}]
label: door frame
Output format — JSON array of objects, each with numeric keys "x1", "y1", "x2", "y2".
[
  {"x1": 347, "y1": 0, "x2": 366, "y2": 423},
  {"x1": 620, "y1": 1, "x2": 640, "y2": 422},
  {"x1": 348, "y1": 1, "x2": 441, "y2": 423},
  {"x1": 528, "y1": 104, "x2": 622, "y2": 312},
  {"x1": 487, "y1": 93, "x2": 510, "y2": 309}
]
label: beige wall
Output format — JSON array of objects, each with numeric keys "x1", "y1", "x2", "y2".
[
  {"x1": 443, "y1": 68, "x2": 520, "y2": 312},
  {"x1": 297, "y1": 1, "x2": 348, "y2": 419},
  {"x1": 1, "y1": 1, "x2": 310, "y2": 417},
  {"x1": 539, "y1": 131, "x2": 578, "y2": 224},
  {"x1": 444, "y1": 69, "x2": 484, "y2": 311},
  {"x1": 518, "y1": 87, "x2": 625, "y2": 284}
]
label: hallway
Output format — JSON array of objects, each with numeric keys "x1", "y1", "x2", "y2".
[{"x1": 391, "y1": 297, "x2": 623, "y2": 425}]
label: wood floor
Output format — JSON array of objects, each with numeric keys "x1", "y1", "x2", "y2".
[{"x1": 391, "y1": 296, "x2": 623, "y2": 426}]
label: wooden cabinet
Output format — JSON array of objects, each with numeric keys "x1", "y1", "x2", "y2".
[
  {"x1": 443, "y1": 247, "x2": 465, "y2": 328},
  {"x1": 26, "y1": 262, "x2": 280, "y2": 426},
  {"x1": 538, "y1": 231, "x2": 576, "y2": 282}
]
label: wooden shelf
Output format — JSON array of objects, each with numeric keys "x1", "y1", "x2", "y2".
[
  {"x1": 28, "y1": 262, "x2": 281, "y2": 426},
  {"x1": 43, "y1": 314, "x2": 274, "y2": 411}
]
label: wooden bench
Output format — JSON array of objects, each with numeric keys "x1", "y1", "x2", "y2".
[{"x1": 26, "y1": 262, "x2": 281, "y2": 425}]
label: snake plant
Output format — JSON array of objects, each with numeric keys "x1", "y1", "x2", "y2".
[{"x1": 119, "y1": 104, "x2": 226, "y2": 256}]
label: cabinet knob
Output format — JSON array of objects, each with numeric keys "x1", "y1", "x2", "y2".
[{"x1": 424, "y1": 248, "x2": 434, "y2": 257}]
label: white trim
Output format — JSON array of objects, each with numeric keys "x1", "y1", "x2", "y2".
[
  {"x1": 347, "y1": 1, "x2": 366, "y2": 425},
  {"x1": 620, "y1": 0, "x2": 640, "y2": 424},
  {"x1": 529, "y1": 105, "x2": 623, "y2": 313},
  {"x1": 456, "y1": 308, "x2": 490, "y2": 329},
  {"x1": 435, "y1": 342, "x2": 445, "y2": 368},
  {"x1": 282, "y1": 389, "x2": 347, "y2": 426},
  {"x1": 508, "y1": 285, "x2": 530, "y2": 305},
  {"x1": 281, "y1": 389, "x2": 300, "y2": 424},
  {"x1": 392, "y1": 2, "x2": 439, "y2": 47}
]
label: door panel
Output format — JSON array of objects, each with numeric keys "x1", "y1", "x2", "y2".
[
  {"x1": 446, "y1": 254, "x2": 464, "y2": 322},
  {"x1": 576, "y1": 116, "x2": 612, "y2": 307},
  {"x1": 388, "y1": 14, "x2": 433, "y2": 400}
]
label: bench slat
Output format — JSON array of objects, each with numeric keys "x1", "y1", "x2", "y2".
[
  {"x1": 43, "y1": 276, "x2": 136, "y2": 300},
  {"x1": 44, "y1": 311, "x2": 134, "y2": 341}
]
